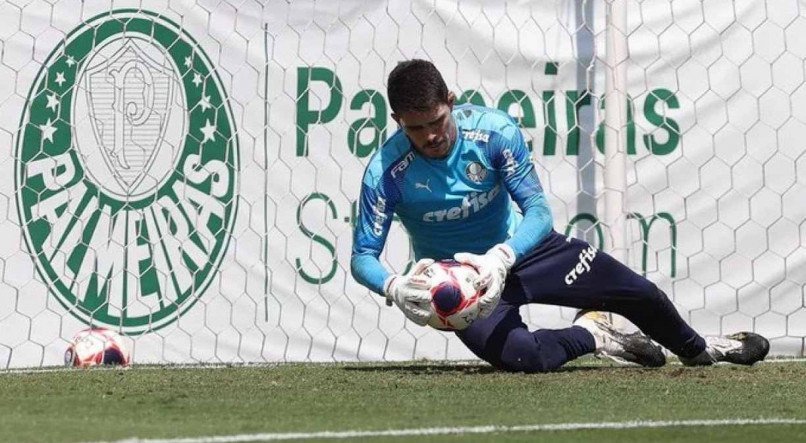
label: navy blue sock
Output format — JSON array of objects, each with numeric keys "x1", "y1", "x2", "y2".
[{"x1": 529, "y1": 325, "x2": 596, "y2": 370}]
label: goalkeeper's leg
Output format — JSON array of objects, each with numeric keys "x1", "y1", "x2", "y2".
[
  {"x1": 507, "y1": 231, "x2": 767, "y2": 365},
  {"x1": 456, "y1": 303, "x2": 666, "y2": 372},
  {"x1": 455, "y1": 300, "x2": 598, "y2": 373}
]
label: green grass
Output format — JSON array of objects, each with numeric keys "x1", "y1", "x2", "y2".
[{"x1": 1, "y1": 359, "x2": 805, "y2": 442}]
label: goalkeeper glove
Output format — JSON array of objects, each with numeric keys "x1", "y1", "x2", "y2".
[
  {"x1": 383, "y1": 258, "x2": 435, "y2": 326},
  {"x1": 454, "y1": 244, "x2": 515, "y2": 319}
]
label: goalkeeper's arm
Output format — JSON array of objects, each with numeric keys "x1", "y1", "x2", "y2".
[
  {"x1": 351, "y1": 184, "x2": 436, "y2": 325},
  {"x1": 351, "y1": 182, "x2": 396, "y2": 296},
  {"x1": 496, "y1": 114, "x2": 553, "y2": 260}
]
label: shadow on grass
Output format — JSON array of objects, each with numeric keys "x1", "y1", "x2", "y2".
[{"x1": 341, "y1": 363, "x2": 605, "y2": 375}]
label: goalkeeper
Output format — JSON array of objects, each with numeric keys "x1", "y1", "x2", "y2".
[{"x1": 350, "y1": 59, "x2": 769, "y2": 372}]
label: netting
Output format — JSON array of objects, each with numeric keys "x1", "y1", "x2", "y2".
[{"x1": 0, "y1": 0, "x2": 804, "y2": 368}]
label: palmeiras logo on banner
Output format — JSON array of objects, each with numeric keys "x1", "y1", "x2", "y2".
[{"x1": 14, "y1": 10, "x2": 239, "y2": 334}]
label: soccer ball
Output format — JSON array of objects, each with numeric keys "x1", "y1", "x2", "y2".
[
  {"x1": 423, "y1": 260, "x2": 485, "y2": 331},
  {"x1": 64, "y1": 328, "x2": 130, "y2": 368}
]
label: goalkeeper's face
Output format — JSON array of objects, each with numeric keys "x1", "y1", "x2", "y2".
[{"x1": 393, "y1": 94, "x2": 457, "y2": 159}]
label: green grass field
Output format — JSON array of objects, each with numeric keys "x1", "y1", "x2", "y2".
[{"x1": 1, "y1": 359, "x2": 805, "y2": 443}]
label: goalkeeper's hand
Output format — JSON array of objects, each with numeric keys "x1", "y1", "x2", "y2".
[
  {"x1": 383, "y1": 258, "x2": 435, "y2": 326},
  {"x1": 454, "y1": 244, "x2": 515, "y2": 319}
]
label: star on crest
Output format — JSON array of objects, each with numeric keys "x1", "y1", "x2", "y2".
[
  {"x1": 54, "y1": 72, "x2": 66, "y2": 87},
  {"x1": 39, "y1": 118, "x2": 57, "y2": 143},
  {"x1": 192, "y1": 73, "x2": 202, "y2": 88},
  {"x1": 198, "y1": 94, "x2": 212, "y2": 112},
  {"x1": 200, "y1": 119, "x2": 216, "y2": 142},
  {"x1": 184, "y1": 56, "x2": 192, "y2": 69},
  {"x1": 65, "y1": 56, "x2": 76, "y2": 67},
  {"x1": 45, "y1": 93, "x2": 60, "y2": 112}
]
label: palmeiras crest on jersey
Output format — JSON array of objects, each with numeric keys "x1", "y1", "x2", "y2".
[
  {"x1": 14, "y1": 10, "x2": 239, "y2": 334},
  {"x1": 465, "y1": 161, "x2": 487, "y2": 183}
]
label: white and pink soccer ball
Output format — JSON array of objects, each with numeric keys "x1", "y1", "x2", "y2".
[
  {"x1": 423, "y1": 260, "x2": 485, "y2": 331},
  {"x1": 64, "y1": 328, "x2": 130, "y2": 368}
]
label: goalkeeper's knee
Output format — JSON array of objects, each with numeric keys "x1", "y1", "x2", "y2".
[{"x1": 496, "y1": 330, "x2": 551, "y2": 373}]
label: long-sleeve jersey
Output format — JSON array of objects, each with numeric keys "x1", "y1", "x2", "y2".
[{"x1": 351, "y1": 104, "x2": 553, "y2": 295}]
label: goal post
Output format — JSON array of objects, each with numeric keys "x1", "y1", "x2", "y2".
[
  {"x1": 603, "y1": 0, "x2": 630, "y2": 266},
  {"x1": 601, "y1": 0, "x2": 631, "y2": 330},
  {"x1": 0, "y1": 0, "x2": 804, "y2": 368}
]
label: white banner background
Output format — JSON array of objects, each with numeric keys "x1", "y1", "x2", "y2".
[{"x1": 0, "y1": 0, "x2": 803, "y2": 368}]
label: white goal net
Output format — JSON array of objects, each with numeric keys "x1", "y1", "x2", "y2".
[{"x1": 0, "y1": 0, "x2": 804, "y2": 368}]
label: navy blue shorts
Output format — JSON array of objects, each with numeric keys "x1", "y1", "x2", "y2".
[{"x1": 456, "y1": 231, "x2": 704, "y2": 372}]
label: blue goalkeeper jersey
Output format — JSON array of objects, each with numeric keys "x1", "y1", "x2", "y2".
[{"x1": 351, "y1": 104, "x2": 553, "y2": 295}]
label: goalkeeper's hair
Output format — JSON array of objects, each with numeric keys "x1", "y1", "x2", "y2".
[{"x1": 387, "y1": 59, "x2": 450, "y2": 114}]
